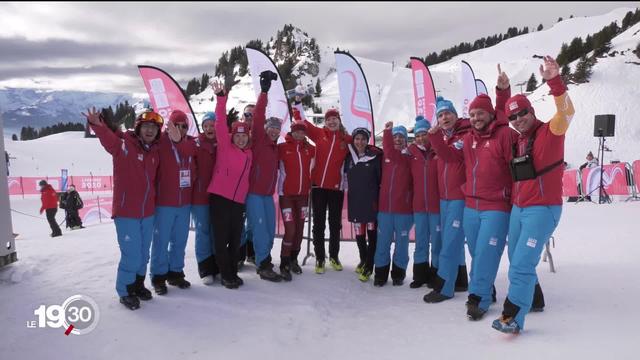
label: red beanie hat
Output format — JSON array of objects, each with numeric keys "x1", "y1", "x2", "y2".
[
  {"x1": 231, "y1": 121, "x2": 249, "y2": 135},
  {"x1": 292, "y1": 108, "x2": 302, "y2": 121},
  {"x1": 169, "y1": 110, "x2": 188, "y2": 124},
  {"x1": 469, "y1": 94, "x2": 495, "y2": 115},
  {"x1": 324, "y1": 108, "x2": 340, "y2": 120},
  {"x1": 291, "y1": 120, "x2": 307, "y2": 132},
  {"x1": 505, "y1": 94, "x2": 534, "y2": 118}
]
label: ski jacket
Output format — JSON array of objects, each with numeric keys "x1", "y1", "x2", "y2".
[
  {"x1": 248, "y1": 93, "x2": 279, "y2": 196},
  {"x1": 293, "y1": 103, "x2": 351, "y2": 190},
  {"x1": 278, "y1": 134, "x2": 315, "y2": 197},
  {"x1": 91, "y1": 124, "x2": 159, "y2": 218},
  {"x1": 344, "y1": 144, "x2": 382, "y2": 223},
  {"x1": 40, "y1": 185, "x2": 58, "y2": 213},
  {"x1": 156, "y1": 133, "x2": 197, "y2": 207},
  {"x1": 428, "y1": 119, "x2": 471, "y2": 201},
  {"x1": 192, "y1": 133, "x2": 217, "y2": 206},
  {"x1": 408, "y1": 144, "x2": 440, "y2": 214},
  {"x1": 379, "y1": 128, "x2": 413, "y2": 214},
  {"x1": 207, "y1": 95, "x2": 253, "y2": 204},
  {"x1": 512, "y1": 76, "x2": 575, "y2": 207}
]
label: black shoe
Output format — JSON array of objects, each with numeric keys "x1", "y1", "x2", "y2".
[
  {"x1": 167, "y1": 271, "x2": 191, "y2": 289},
  {"x1": 374, "y1": 278, "x2": 387, "y2": 287},
  {"x1": 280, "y1": 265, "x2": 292, "y2": 282},
  {"x1": 466, "y1": 294, "x2": 486, "y2": 321},
  {"x1": 410, "y1": 263, "x2": 429, "y2": 288},
  {"x1": 423, "y1": 290, "x2": 452, "y2": 303},
  {"x1": 455, "y1": 265, "x2": 468, "y2": 292},
  {"x1": 221, "y1": 277, "x2": 239, "y2": 289},
  {"x1": 392, "y1": 278, "x2": 404, "y2": 286},
  {"x1": 51, "y1": 233, "x2": 62, "y2": 238},
  {"x1": 290, "y1": 259, "x2": 303, "y2": 275},
  {"x1": 132, "y1": 275, "x2": 152, "y2": 301},
  {"x1": 258, "y1": 265, "x2": 282, "y2": 282},
  {"x1": 152, "y1": 275, "x2": 168, "y2": 295},
  {"x1": 531, "y1": 283, "x2": 545, "y2": 312},
  {"x1": 530, "y1": 305, "x2": 545, "y2": 313},
  {"x1": 234, "y1": 275, "x2": 244, "y2": 286},
  {"x1": 120, "y1": 295, "x2": 140, "y2": 310}
]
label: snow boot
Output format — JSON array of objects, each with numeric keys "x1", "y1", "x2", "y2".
[
  {"x1": 423, "y1": 290, "x2": 453, "y2": 303},
  {"x1": 409, "y1": 262, "x2": 430, "y2": 289},
  {"x1": 167, "y1": 271, "x2": 191, "y2": 289},
  {"x1": 132, "y1": 275, "x2": 152, "y2": 301},
  {"x1": 492, "y1": 316, "x2": 521, "y2": 334},
  {"x1": 151, "y1": 274, "x2": 168, "y2": 295},
  {"x1": 374, "y1": 265, "x2": 390, "y2": 287},
  {"x1": 531, "y1": 283, "x2": 545, "y2": 312},
  {"x1": 257, "y1": 261, "x2": 282, "y2": 282},
  {"x1": 280, "y1": 256, "x2": 292, "y2": 282},
  {"x1": 455, "y1": 265, "x2": 468, "y2": 292},
  {"x1": 315, "y1": 259, "x2": 325, "y2": 274},
  {"x1": 120, "y1": 295, "x2": 140, "y2": 310},
  {"x1": 329, "y1": 257, "x2": 343, "y2": 271},
  {"x1": 290, "y1": 258, "x2": 303, "y2": 275},
  {"x1": 391, "y1": 264, "x2": 405, "y2": 286},
  {"x1": 466, "y1": 294, "x2": 486, "y2": 321}
]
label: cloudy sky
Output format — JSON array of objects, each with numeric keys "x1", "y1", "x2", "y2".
[{"x1": 0, "y1": 1, "x2": 637, "y2": 94}]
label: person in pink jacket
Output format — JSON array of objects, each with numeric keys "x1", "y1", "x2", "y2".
[{"x1": 208, "y1": 80, "x2": 253, "y2": 289}]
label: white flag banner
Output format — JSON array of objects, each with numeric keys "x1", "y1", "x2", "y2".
[
  {"x1": 335, "y1": 51, "x2": 375, "y2": 143},
  {"x1": 475, "y1": 79, "x2": 488, "y2": 95},
  {"x1": 246, "y1": 47, "x2": 291, "y2": 140},
  {"x1": 460, "y1": 60, "x2": 478, "y2": 118}
]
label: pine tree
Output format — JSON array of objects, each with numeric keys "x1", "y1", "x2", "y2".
[
  {"x1": 12, "y1": 134, "x2": 18, "y2": 141},
  {"x1": 573, "y1": 56, "x2": 594, "y2": 83},
  {"x1": 314, "y1": 78, "x2": 322, "y2": 97},
  {"x1": 537, "y1": 23, "x2": 543, "y2": 31},
  {"x1": 557, "y1": 17, "x2": 563, "y2": 22},
  {"x1": 561, "y1": 64, "x2": 572, "y2": 82},
  {"x1": 636, "y1": 41, "x2": 640, "y2": 59},
  {"x1": 526, "y1": 73, "x2": 538, "y2": 92}
]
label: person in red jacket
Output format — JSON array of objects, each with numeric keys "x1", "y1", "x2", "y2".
[
  {"x1": 39, "y1": 180, "x2": 62, "y2": 237},
  {"x1": 493, "y1": 56, "x2": 575, "y2": 334},
  {"x1": 208, "y1": 80, "x2": 254, "y2": 289},
  {"x1": 424, "y1": 97, "x2": 470, "y2": 303},
  {"x1": 294, "y1": 101, "x2": 352, "y2": 274},
  {"x1": 150, "y1": 109, "x2": 198, "y2": 295},
  {"x1": 245, "y1": 70, "x2": 283, "y2": 282},
  {"x1": 408, "y1": 117, "x2": 441, "y2": 289},
  {"x1": 192, "y1": 111, "x2": 218, "y2": 285},
  {"x1": 374, "y1": 121, "x2": 414, "y2": 287},
  {"x1": 84, "y1": 107, "x2": 181, "y2": 310},
  {"x1": 277, "y1": 120, "x2": 315, "y2": 281},
  {"x1": 426, "y1": 69, "x2": 516, "y2": 322}
]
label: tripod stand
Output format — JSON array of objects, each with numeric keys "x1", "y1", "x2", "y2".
[{"x1": 586, "y1": 135, "x2": 611, "y2": 204}]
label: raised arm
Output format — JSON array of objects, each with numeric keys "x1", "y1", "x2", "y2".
[
  {"x1": 539, "y1": 56, "x2": 575, "y2": 136},
  {"x1": 495, "y1": 63, "x2": 512, "y2": 118},
  {"x1": 427, "y1": 125, "x2": 464, "y2": 162},
  {"x1": 83, "y1": 107, "x2": 125, "y2": 156},
  {"x1": 211, "y1": 80, "x2": 230, "y2": 151},
  {"x1": 293, "y1": 97, "x2": 322, "y2": 142}
]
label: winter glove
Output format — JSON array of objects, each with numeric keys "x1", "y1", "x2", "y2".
[{"x1": 259, "y1": 70, "x2": 277, "y2": 93}]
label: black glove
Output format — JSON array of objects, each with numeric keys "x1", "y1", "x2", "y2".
[{"x1": 259, "y1": 70, "x2": 276, "y2": 93}]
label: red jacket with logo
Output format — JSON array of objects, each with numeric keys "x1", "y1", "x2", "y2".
[
  {"x1": 378, "y1": 128, "x2": 413, "y2": 214},
  {"x1": 248, "y1": 93, "x2": 279, "y2": 196},
  {"x1": 428, "y1": 119, "x2": 470, "y2": 201},
  {"x1": 408, "y1": 144, "x2": 440, "y2": 214},
  {"x1": 277, "y1": 134, "x2": 315, "y2": 196},
  {"x1": 40, "y1": 184, "x2": 58, "y2": 213},
  {"x1": 192, "y1": 133, "x2": 217, "y2": 206},
  {"x1": 512, "y1": 76, "x2": 575, "y2": 207},
  {"x1": 91, "y1": 124, "x2": 159, "y2": 218},
  {"x1": 155, "y1": 133, "x2": 197, "y2": 207}
]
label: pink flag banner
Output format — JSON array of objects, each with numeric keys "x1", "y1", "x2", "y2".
[
  {"x1": 138, "y1": 65, "x2": 199, "y2": 137},
  {"x1": 410, "y1": 57, "x2": 437, "y2": 125},
  {"x1": 335, "y1": 51, "x2": 375, "y2": 144}
]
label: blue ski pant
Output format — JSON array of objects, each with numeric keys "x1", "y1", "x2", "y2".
[
  {"x1": 507, "y1": 205, "x2": 561, "y2": 330},
  {"x1": 375, "y1": 212, "x2": 413, "y2": 270},
  {"x1": 413, "y1": 212, "x2": 441, "y2": 267},
  {"x1": 246, "y1": 193, "x2": 276, "y2": 266},
  {"x1": 114, "y1": 216, "x2": 154, "y2": 297},
  {"x1": 463, "y1": 207, "x2": 510, "y2": 310},
  {"x1": 436, "y1": 200, "x2": 465, "y2": 297},
  {"x1": 191, "y1": 205, "x2": 215, "y2": 263},
  {"x1": 150, "y1": 205, "x2": 191, "y2": 276}
]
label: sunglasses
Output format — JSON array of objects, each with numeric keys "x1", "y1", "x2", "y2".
[
  {"x1": 243, "y1": 112, "x2": 253, "y2": 119},
  {"x1": 508, "y1": 108, "x2": 529, "y2": 121},
  {"x1": 175, "y1": 123, "x2": 189, "y2": 129},
  {"x1": 138, "y1": 111, "x2": 164, "y2": 126}
]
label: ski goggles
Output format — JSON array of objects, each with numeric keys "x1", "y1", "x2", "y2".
[
  {"x1": 508, "y1": 108, "x2": 529, "y2": 121},
  {"x1": 137, "y1": 111, "x2": 164, "y2": 126}
]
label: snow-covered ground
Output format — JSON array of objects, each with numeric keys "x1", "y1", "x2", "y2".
[{"x1": 2, "y1": 196, "x2": 640, "y2": 359}]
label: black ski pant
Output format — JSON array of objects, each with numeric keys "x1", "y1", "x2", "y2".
[
  {"x1": 210, "y1": 194, "x2": 245, "y2": 282},
  {"x1": 311, "y1": 188, "x2": 344, "y2": 262}
]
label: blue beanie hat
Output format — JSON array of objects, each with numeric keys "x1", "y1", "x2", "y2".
[
  {"x1": 435, "y1": 96, "x2": 457, "y2": 117},
  {"x1": 202, "y1": 112, "x2": 216, "y2": 123},
  {"x1": 392, "y1": 125, "x2": 408, "y2": 140},
  {"x1": 414, "y1": 116, "x2": 431, "y2": 135}
]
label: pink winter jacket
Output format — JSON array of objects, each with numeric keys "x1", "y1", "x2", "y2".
[{"x1": 207, "y1": 95, "x2": 253, "y2": 204}]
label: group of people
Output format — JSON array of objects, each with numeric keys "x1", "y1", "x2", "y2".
[
  {"x1": 84, "y1": 56, "x2": 574, "y2": 334},
  {"x1": 39, "y1": 180, "x2": 84, "y2": 236}
]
